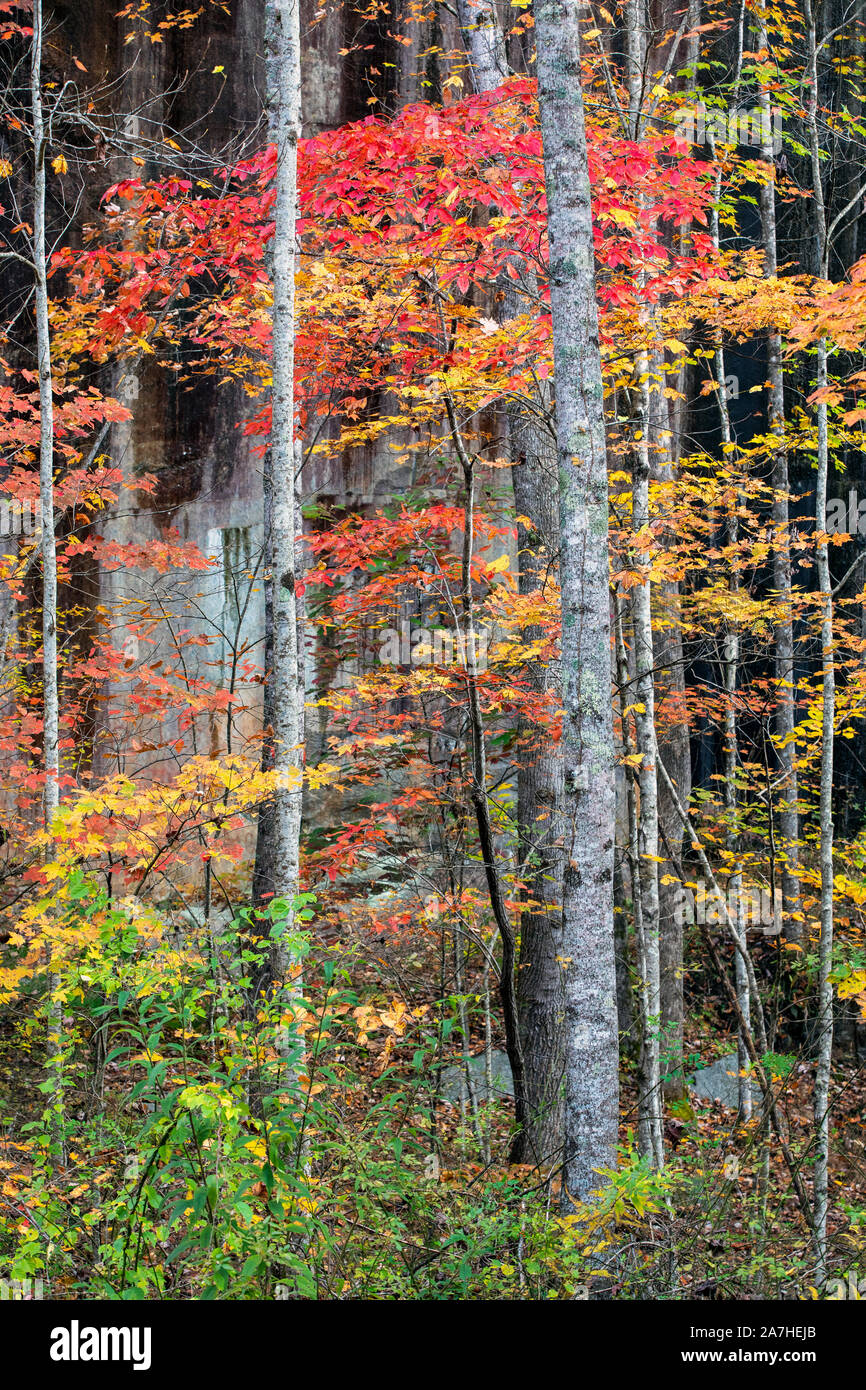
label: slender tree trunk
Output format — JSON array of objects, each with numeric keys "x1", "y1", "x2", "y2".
[
  {"x1": 622, "y1": 0, "x2": 662, "y2": 1161},
  {"x1": 536, "y1": 0, "x2": 619, "y2": 1201},
  {"x1": 511, "y1": 435, "x2": 566, "y2": 1165},
  {"x1": 624, "y1": 0, "x2": 645, "y2": 140},
  {"x1": 32, "y1": 0, "x2": 58, "y2": 832},
  {"x1": 804, "y1": 0, "x2": 835, "y2": 1281},
  {"x1": 631, "y1": 360, "x2": 664, "y2": 1168},
  {"x1": 721, "y1": 579, "x2": 752, "y2": 1126},
  {"x1": 623, "y1": 2, "x2": 690, "y2": 1105},
  {"x1": 720, "y1": 453, "x2": 752, "y2": 1125},
  {"x1": 252, "y1": 506, "x2": 276, "y2": 922},
  {"x1": 812, "y1": 327, "x2": 834, "y2": 1282},
  {"x1": 456, "y1": 0, "x2": 508, "y2": 93},
  {"x1": 655, "y1": 741, "x2": 817, "y2": 1236},
  {"x1": 462, "y1": 4, "x2": 566, "y2": 1169},
  {"x1": 32, "y1": 0, "x2": 63, "y2": 1160},
  {"x1": 612, "y1": 845, "x2": 635, "y2": 1045},
  {"x1": 444, "y1": 397, "x2": 530, "y2": 1156},
  {"x1": 615, "y1": 596, "x2": 645, "y2": 1064},
  {"x1": 708, "y1": 83, "x2": 753, "y2": 1122},
  {"x1": 263, "y1": 0, "x2": 303, "y2": 989},
  {"x1": 649, "y1": 3, "x2": 695, "y2": 1105},
  {"x1": 653, "y1": 543, "x2": 691, "y2": 1103},
  {"x1": 755, "y1": 8, "x2": 800, "y2": 942}
]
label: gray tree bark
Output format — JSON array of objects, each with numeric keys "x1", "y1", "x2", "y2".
[
  {"x1": 31, "y1": 0, "x2": 64, "y2": 1162},
  {"x1": 263, "y1": 0, "x2": 304, "y2": 987},
  {"x1": 755, "y1": 8, "x2": 800, "y2": 943},
  {"x1": 623, "y1": 0, "x2": 691, "y2": 1107},
  {"x1": 535, "y1": 0, "x2": 619, "y2": 1200},
  {"x1": 456, "y1": 0, "x2": 509, "y2": 93},
  {"x1": 459, "y1": 0, "x2": 567, "y2": 1169},
  {"x1": 707, "y1": 67, "x2": 754, "y2": 1122},
  {"x1": 511, "y1": 421, "x2": 566, "y2": 1166},
  {"x1": 622, "y1": 0, "x2": 662, "y2": 1161},
  {"x1": 631, "y1": 366, "x2": 663, "y2": 1168},
  {"x1": 804, "y1": 0, "x2": 835, "y2": 1282},
  {"x1": 32, "y1": 0, "x2": 58, "y2": 830}
]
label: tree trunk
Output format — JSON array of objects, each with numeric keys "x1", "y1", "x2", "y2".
[
  {"x1": 444, "y1": 397, "x2": 530, "y2": 1157},
  {"x1": 535, "y1": 0, "x2": 619, "y2": 1201},
  {"x1": 623, "y1": 0, "x2": 690, "y2": 1106},
  {"x1": 708, "y1": 77, "x2": 753, "y2": 1123},
  {"x1": 32, "y1": 0, "x2": 58, "y2": 831},
  {"x1": 631, "y1": 359, "x2": 664, "y2": 1168},
  {"x1": 456, "y1": 0, "x2": 508, "y2": 93},
  {"x1": 512, "y1": 428, "x2": 566, "y2": 1166},
  {"x1": 804, "y1": 0, "x2": 835, "y2": 1281},
  {"x1": 263, "y1": 0, "x2": 304, "y2": 987},
  {"x1": 614, "y1": 595, "x2": 644, "y2": 1055},
  {"x1": 756, "y1": 8, "x2": 800, "y2": 943},
  {"x1": 461, "y1": 2, "x2": 567, "y2": 1170},
  {"x1": 32, "y1": 0, "x2": 63, "y2": 1161},
  {"x1": 812, "y1": 324, "x2": 835, "y2": 1282}
]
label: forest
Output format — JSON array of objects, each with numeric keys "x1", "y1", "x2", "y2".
[{"x1": 0, "y1": 0, "x2": 864, "y2": 1311}]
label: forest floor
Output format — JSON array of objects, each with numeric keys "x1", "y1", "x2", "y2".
[{"x1": 0, "y1": 913, "x2": 864, "y2": 1299}]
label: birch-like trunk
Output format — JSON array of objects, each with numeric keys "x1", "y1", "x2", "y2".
[
  {"x1": 32, "y1": 0, "x2": 58, "y2": 831},
  {"x1": 812, "y1": 333, "x2": 834, "y2": 1282},
  {"x1": 804, "y1": 0, "x2": 835, "y2": 1282},
  {"x1": 722, "y1": 504, "x2": 752, "y2": 1125},
  {"x1": 264, "y1": 0, "x2": 304, "y2": 988},
  {"x1": 32, "y1": 0, "x2": 63, "y2": 1159},
  {"x1": 461, "y1": 2, "x2": 566, "y2": 1169},
  {"x1": 631, "y1": 360, "x2": 663, "y2": 1168},
  {"x1": 624, "y1": 0, "x2": 645, "y2": 139},
  {"x1": 456, "y1": 0, "x2": 508, "y2": 93},
  {"x1": 708, "y1": 72, "x2": 753, "y2": 1121},
  {"x1": 621, "y1": 2, "x2": 662, "y2": 1162},
  {"x1": 536, "y1": 0, "x2": 619, "y2": 1200},
  {"x1": 650, "y1": 6, "x2": 696, "y2": 1106},
  {"x1": 623, "y1": 1, "x2": 691, "y2": 1105},
  {"x1": 614, "y1": 596, "x2": 643, "y2": 1052},
  {"x1": 723, "y1": 510, "x2": 751, "y2": 1127},
  {"x1": 755, "y1": 9, "x2": 800, "y2": 943}
]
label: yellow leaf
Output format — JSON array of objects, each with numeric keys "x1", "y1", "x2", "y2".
[
  {"x1": 610, "y1": 206, "x2": 636, "y2": 228},
  {"x1": 838, "y1": 969, "x2": 866, "y2": 1001},
  {"x1": 486, "y1": 553, "x2": 511, "y2": 575},
  {"x1": 51, "y1": 154, "x2": 68, "y2": 175}
]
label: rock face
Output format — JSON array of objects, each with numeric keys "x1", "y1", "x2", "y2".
[
  {"x1": 66, "y1": 0, "x2": 485, "y2": 796},
  {"x1": 440, "y1": 1050, "x2": 514, "y2": 1106},
  {"x1": 438, "y1": 1048, "x2": 767, "y2": 1112},
  {"x1": 689, "y1": 1054, "x2": 762, "y2": 1111}
]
